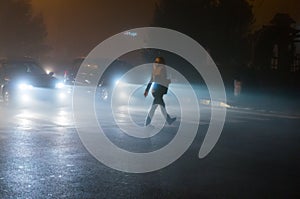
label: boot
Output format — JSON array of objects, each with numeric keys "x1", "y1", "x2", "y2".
[{"x1": 166, "y1": 115, "x2": 176, "y2": 125}]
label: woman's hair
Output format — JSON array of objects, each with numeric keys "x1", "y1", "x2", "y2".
[{"x1": 154, "y1": 57, "x2": 165, "y2": 64}]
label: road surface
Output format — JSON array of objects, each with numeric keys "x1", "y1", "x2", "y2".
[{"x1": 0, "y1": 85, "x2": 300, "y2": 198}]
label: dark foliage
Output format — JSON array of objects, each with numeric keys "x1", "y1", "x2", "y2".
[
  {"x1": 0, "y1": 0, "x2": 49, "y2": 58},
  {"x1": 152, "y1": 0, "x2": 254, "y2": 67}
]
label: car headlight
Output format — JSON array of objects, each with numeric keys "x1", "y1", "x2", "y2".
[
  {"x1": 115, "y1": 79, "x2": 120, "y2": 85},
  {"x1": 114, "y1": 78, "x2": 125, "y2": 86},
  {"x1": 55, "y1": 82, "x2": 64, "y2": 89},
  {"x1": 18, "y1": 83, "x2": 33, "y2": 90}
]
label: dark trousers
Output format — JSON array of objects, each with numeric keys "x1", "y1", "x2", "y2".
[{"x1": 152, "y1": 92, "x2": 165, "y2": 107}]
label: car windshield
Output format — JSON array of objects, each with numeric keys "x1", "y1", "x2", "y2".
[{"x1": 6, "y1": 62, "x2": 46, "y2": 75}]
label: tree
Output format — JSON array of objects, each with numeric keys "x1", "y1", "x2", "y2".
[
  {"x1": 152, "y1": 0, "x2": 254, "y2": 68},
  {"x1": 253, "y1": 13, "x2": 298, "y2": 72},
  {"x1": 0, "y1": 0, "x2": 48, "y2": 58}
]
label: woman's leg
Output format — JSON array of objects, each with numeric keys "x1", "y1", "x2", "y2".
[
  {"x1": 145, "y1": 104, "x2": 158, "y2": 126},
  {"x1": 156, "y1": 94, "x2": 176, "y2": 125},
  {"x1": 159, "y1": 104, "x2": 176, "y2": 125},
  {"x1": 153, "y1": 94, "x2": 165, "y2": 107},
  {"x1": 146, "y1": 92, "x2": 175, "y2": 126}
]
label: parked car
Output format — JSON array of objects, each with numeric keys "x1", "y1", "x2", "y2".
[
  {"x1": 0, "y1": 58, "x2": 66, "y2": 105},
  {"x1": 63, "y1": 57, "x2": 83, "y2": 85},
  {"x1": 64, "y1": 57, "x2": 132, "y2": 101}
]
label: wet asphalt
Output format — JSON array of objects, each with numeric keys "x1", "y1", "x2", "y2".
[{"x1": 0, "y1": 93, "x2": 300, "y2": 199}]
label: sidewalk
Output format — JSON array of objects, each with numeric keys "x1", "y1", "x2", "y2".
[{"x1": 226, "y1": 91, "x2": 300, "y2": 114}]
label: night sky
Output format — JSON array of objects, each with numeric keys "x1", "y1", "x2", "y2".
[
  {"x1": 31, "y1": 0, "x2": 156, "y2": 61},
  {"x1": 30, "y1": 0, "x2": 300, "y2": 62}
]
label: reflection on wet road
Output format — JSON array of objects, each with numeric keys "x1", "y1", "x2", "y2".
[
  {"x1": 0, "y1": 103, "x2": 73, "y2": 130},
  {"x1": 0, "y1": 86, "x2": 300, "y2": 198}
]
